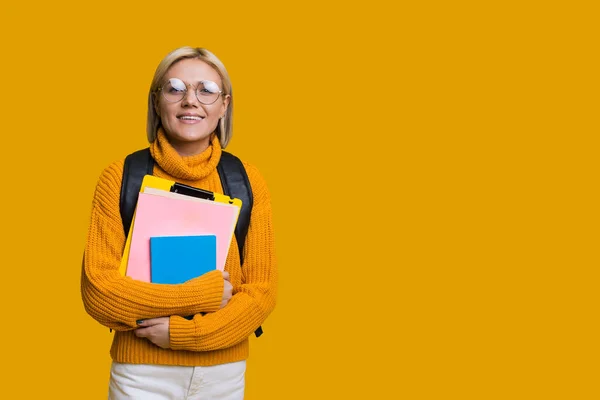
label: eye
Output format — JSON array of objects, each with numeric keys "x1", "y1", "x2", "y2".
[
  {"x1": 168, "y1": 78, "x2": 187, "y2": 92},
  {"x1": 201, "y1": 80, "x2": 220, "y2": 94}
]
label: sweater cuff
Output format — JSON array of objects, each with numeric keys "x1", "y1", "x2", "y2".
[
  {"x1": 170, "y1": 316, "x2": 198, "y2": 350},
  {"x1": 194, "y1": 270, "x2": 223, "y2": 312}
]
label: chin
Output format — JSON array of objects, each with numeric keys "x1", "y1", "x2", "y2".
[{"x1": 174, "y1": 130, "x2": 211, "y2": 142}]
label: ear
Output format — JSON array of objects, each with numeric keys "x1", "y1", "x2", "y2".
[
  {"x1": 221, "y1": 94, "x2": 231, "y2": 117},
  {"x1": 152, "y1": 92, "x2": 161, "y2": 116}
]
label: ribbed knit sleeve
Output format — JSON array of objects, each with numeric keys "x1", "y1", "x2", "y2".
[
  {"x1": 81, "y1": 161, "x2": 224, "y2": 331},
  {"x1": 170, "y1": 162, "x2": 277, "y2": 351}
]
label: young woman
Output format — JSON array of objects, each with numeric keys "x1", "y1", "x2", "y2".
[{"x1": 81, "y1": 46, "x2": 277, "y2": 399}]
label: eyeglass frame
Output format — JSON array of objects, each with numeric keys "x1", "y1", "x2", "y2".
[{"x1": 156, "y1": 78, "x2": 226, "y2": 105}]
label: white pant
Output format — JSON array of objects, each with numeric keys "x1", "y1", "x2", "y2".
[{"x1": 108, "y1": 361, "x2": 246, "y2": 400}]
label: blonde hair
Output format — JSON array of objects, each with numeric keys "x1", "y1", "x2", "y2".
[{"x1": 147, "y1": 47, "x2": 233, "y2": 147}]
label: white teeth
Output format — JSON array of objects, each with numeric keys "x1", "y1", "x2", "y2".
[{"x1": 178, "y1": 116, "x2": 203, "y2": 120}]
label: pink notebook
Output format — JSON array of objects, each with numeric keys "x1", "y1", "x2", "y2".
[{"x1": 126, "y1": 191, "x2": 240, "y2": 282}]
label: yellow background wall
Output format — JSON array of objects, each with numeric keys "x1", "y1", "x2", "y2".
[{"x1": 0, "y1": 1, "x2": 597, "y2": 398}]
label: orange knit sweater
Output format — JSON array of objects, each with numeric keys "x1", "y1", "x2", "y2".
[{"x1": 81, "y1": 130, "x2": 277, "y2": 366}]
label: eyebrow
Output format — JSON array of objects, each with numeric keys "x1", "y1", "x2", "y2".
[{"x1": 167, "y1": 78, "x2": 219, "y2": 84}]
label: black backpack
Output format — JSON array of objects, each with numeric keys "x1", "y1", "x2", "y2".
[{"x1": 120, "y1": 148, "x2": 262, "y2": 337}]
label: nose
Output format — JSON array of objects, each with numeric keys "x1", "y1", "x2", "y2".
[{"x1": 181, "y1": 86, "x2": 199, "y2": 107}]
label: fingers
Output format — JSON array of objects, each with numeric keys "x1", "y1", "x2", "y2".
[
  {"x1": 222, "y1": 271, "x2": 230, "y2": 281},
  {"x1": 136, "y1": 318, "x2": 164, "y2": 327},
  {"x1": 221, "y1": 279, "x2": 233, "y2": 308},
  {"x1": 135, "y1": 327, "x2": 152, "y2": 338}
]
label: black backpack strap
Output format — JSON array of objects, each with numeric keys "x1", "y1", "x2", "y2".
[
  {"x1": 120, "y1": 148, "x2": 154, "y2": 237},
  {"x1": 217, "y1": 151, "x2": 253, "y2": 265},
  {"x1": 217, "y1": 151, "x2": 263, "y2": 338}
]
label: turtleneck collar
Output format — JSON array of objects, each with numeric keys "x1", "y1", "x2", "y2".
[{"x1": 149, "y1": 128, "x2": 222, "y2": 181}]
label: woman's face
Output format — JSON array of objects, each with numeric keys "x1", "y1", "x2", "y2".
[{"x1": 156, "y1": 58, "x2": 229, "y2": 155}]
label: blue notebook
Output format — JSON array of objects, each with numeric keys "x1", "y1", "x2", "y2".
[{"x1": 150, "y1": 235, "x2": 217, "y2": 284}]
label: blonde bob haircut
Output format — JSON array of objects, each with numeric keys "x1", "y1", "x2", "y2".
[{"x1": 147, "y1": 47, "x2": 233, "y2": 148}]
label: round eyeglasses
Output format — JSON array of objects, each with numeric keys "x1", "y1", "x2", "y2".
[{"x1": 158, "y1": 78, "x2": 224, "y2": 105}]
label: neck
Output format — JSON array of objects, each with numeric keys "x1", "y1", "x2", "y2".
[
  {"x1": 149, "y1": 128, "x2": 222, "y2": 181},
  {"x1": 167, "y1": 137, "x2": 211, "y2": 157}
]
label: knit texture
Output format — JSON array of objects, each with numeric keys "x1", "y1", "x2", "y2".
[{"x1": 81, "y1": 129, "x2": 277, "y2": 366}]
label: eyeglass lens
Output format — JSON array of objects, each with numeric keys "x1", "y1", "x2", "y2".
[{"x1": 162, "y1": 78, "x2": 221, "y2": 104}]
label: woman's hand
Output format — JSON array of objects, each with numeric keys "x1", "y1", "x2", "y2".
[
  {"x1": 135, "y1": 271, "x2": 231, "y2": 348},
  {"x1": 221, "y1": 271, "x2": 233, "y2": 308},
  {"x1": 135, "y1": 317, "x2": 170, "y2": 349}
]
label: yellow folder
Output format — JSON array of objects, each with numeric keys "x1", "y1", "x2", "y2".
[{"x1": 119, "y1": 175, "x2": 242, "y2": 276}]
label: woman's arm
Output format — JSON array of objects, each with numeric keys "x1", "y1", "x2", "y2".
[
  {"x1": 169, "y1": 163, "x2": 278, "y2": 351},
  {"x1": 80, "y1": 161, "x2": 225, "y2": 331}
]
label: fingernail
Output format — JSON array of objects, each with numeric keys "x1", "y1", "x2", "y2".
[{"x1": 136, "y1": 320, "x2": 144, "y2": 325}]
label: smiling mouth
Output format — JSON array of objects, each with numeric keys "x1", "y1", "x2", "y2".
[{"x1": 177, "y1": 116, "x2": 204, "y2": 121}]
